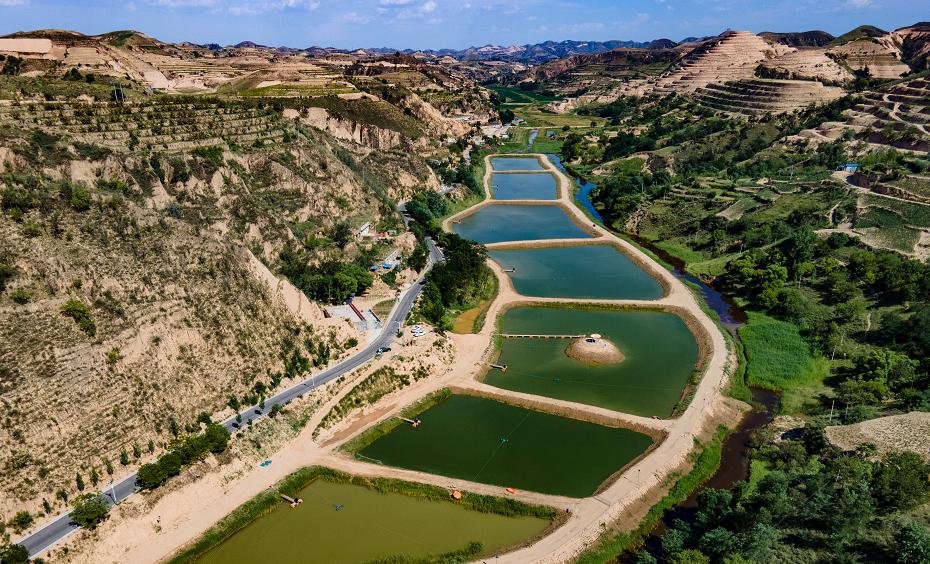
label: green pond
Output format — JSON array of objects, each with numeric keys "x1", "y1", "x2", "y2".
[
  {"x1": 491, "y1": 156, "x2": 544, "y2": 171},
  {"x1": 489, "y1": 307, "x2": 699, "y2": 416},
  {"x1": 195, "y1": 480, "x2": 549, "y2": 564},
  {"x1": 489, "y1": 245, "x2": 663, "y2": 300},
  {"x1": 452, "y1": 204, "x2": 592, "y2": 244},
  {"x1": 358, "y1": 394, "x2": 652, "y2": 498},
  {"x1": 491, "y1": 173, "x2": 558, "y2": 200}
]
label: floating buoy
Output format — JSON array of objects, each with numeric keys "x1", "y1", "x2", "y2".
[
  {"x1": 506, "y1": 487, "x2": 517, "y2": 494},
  {"x1": 451, "y1": 490, "x2": 462, "y2": 500}
]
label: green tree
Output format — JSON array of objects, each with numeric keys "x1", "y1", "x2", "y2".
[
  {"x1": 119, "y1": 448, "x2": 129, "y2": 466},
  {"x1": 873, "y1": 452, "x2": 930, "y2": 510},
  {"x1": 897, "y1": 521, "x2": 930, "y2": 564},
  {"x1": 670, "y1": 549, "x2": 710, "y2": 564},
  {"x1": 90, "y1": 467, "x2": 99, "y2": 486},
  {"x1": 330, "y1": 221, "x2": 352, "y2": 249},
  {"x1": 0, "y1": 543, "x2": 29, "y2": 564},
  {"x1": 71, "y1": 494, "x2": 110, "y2": 529},
  {"x1": 75, "y1": 472, "x2": 85, "y2": 491},
  {"x1": 407, "y1": 243, "x2": 428, "y2": 272}
]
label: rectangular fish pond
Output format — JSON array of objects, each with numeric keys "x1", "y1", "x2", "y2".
[
  {"x1": 489, "y1": 244, "x2": 664, "y2": 300},
  {"x1": 452, "y1": 204, "x2": 593, "y2": 244},
  {"x1": 491, "y1": 156, "x2": 545, "y2": 171},
  {"x1": 491, "y1": 172, "x2": 558, "y2": 200},
  {"x1": 182, "y1": 469, "x2": 553, "y2": 564},
  {"x1": 356, "y1": 394, "x2": 653, "y2": 498},
  {"x1": 488, "y1": 306, "x2": 700, "y2": 417}
]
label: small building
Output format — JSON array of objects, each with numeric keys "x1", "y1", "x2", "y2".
[
  {"x1": 838, "y1": 163, "x2": 860, "y2": 173},
  {"x1": 356, "y1": 222, "x2": 372, "y2": 239}
]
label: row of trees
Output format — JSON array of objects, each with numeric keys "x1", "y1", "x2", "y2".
[
  {"x1": 417, "y1": 233, "x2": 494, "y2": 329},
  {"x1": 136, "y1": 424, "x2": 230, "y2": 489}
]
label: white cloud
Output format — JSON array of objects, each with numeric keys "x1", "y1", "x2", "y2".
[
  {"x1": 380, "y1": 0, "x2": 415, "y2": 4},
  {"x1": 149, "y1": 0, "x2": 319, "y2": 14},
  {"x1": 149, "y1": 0, "x2": 217, "y2": 6},
  {"x1": 420, "y1": 0, "x2": 437, "y2": 13},
  {"x1": 0, "y1": 0, "x2": 28, "y2": 5},
  {"x1": 846, "y1": 0, "x2": 872, "y2": 7},
  {"x1": 339, "y1": 11, "x2": 369, "y2": 23}
]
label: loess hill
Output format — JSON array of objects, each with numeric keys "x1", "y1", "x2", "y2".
[{"x1": 0, "y1": 34, "x2": 488, "y2": 525}]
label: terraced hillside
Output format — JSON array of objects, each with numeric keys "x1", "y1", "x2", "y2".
[
  {"x1": 0, "y1": 99, "x2": 288, "y2": 152},
  {"x1": 694, "y1": 78, "x2": 844, "y2": 115},
  {"x1": 827, "y1": 38, "x2": 911, "y2": 79},
  {"x1": 796, "y1": 78, "x2": 930, "y2": 152},
  {"x1": 757, "y1": 48, "x2": 852, "y2": 84},
  {"x1": 652, "y1": 31, "x2": 788, "y2": 94}
]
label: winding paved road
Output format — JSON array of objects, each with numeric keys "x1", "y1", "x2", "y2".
[{"x1": 18, "y1": 238, "x2": 442, "y2": 557}]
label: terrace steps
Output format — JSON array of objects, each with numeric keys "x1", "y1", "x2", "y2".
[
  {"x1": 650, "y1": 31, "x2": 785, "y2": 95},
  {"x1": 693, "y1": 78, "x2": 844, "y2": 115},
  {"x1": 792, "y1": 78, "x2": 930, "y2": 151},
  {"x1": 0, "y1": 99, "x2": 288, "y2": 152}
]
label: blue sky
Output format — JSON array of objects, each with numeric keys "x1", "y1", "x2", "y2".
[{"x1": 0, "y1": 0, "x2": 925, "y2": 50}]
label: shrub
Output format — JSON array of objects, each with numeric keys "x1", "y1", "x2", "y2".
[
  {"x1": 70, "y1": 185, "x2": 92, "y2": 211},
  {"x1": 8, "y1": 510, "x2": 33, "y2": 533},
  {"x1": 10, "y1": 288, "x2": 29, "y2": 304},
  {"x1": 21, "y1": 221, "x2": 41, "y2": 238},
  {"x1": 60, "y1": 298, "x2": 96, "y2": 336},
  {"x1": 71, "y1": 494, "x2": 110, "y2": 529},
  {"x1": 0, "y1": 263, "x2": 15, "y2": 291}
]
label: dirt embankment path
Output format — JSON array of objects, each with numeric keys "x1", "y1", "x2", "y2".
[{"x1": 442, "y1": 153, "x2": 740, "y2": 562}]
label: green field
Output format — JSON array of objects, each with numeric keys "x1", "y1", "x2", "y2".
[
  {"x1": 738, "y1": 312, "x2": 830, "y2": 414},
  {"x1": 488, "y1": 85, "x2": 559, "y2": 104},
  {"x1": 861, "y1": 193, "x2": 930, "y2": 227}
]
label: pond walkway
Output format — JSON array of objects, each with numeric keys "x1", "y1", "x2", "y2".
[{"x1": 499, "y1": 333, "x2": 585, "y2": 339}]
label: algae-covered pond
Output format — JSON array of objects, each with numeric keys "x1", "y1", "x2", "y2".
[
  {"x1": 489, "y1": 306, "x2": 699, "y2": 417},
  {"x1": 195, "y1": 479, "x2": 549, "y2": 564},
  {"x1": 491, "y1": 156, "x2": 545, "y2": 171},
  {"x1": 358, "y1": 394, "x2": 652, "y2": 498},
  {"x1": 491, "y1": 172, "x2": 558, "y2": 200},
  {"x1": 452, "y1": 204, "x2": 592, "y2": 244},
  {"x1": 489, "y1": 244, "x2": 663, "y2": 300}
]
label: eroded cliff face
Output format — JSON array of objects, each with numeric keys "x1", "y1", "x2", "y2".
[{"x1": 300, "y1": 107, "x2": 422, "y2": 150}]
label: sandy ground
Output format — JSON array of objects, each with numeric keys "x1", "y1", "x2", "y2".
[
  {"x1": 59, "y1": 153, "x2": 738, "y2": 564},
  {"x1": 826, "y1": 411, "x2": 930, "y2": 460}
]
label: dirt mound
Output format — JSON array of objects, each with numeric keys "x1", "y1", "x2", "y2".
[
  {"x1": 826, "y1": 411, "x2": 930, "y2": 459},
  {"x1": 565, "y1": 336, "x2": 624, "y2": 366}
]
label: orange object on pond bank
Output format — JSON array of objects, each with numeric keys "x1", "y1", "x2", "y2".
[
  {"x1": 451, "y1": 490, "x2": 462, "y2": 500},
  {"x1": 506, "y1": 487, "x2": 517, "y2": 494}
]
